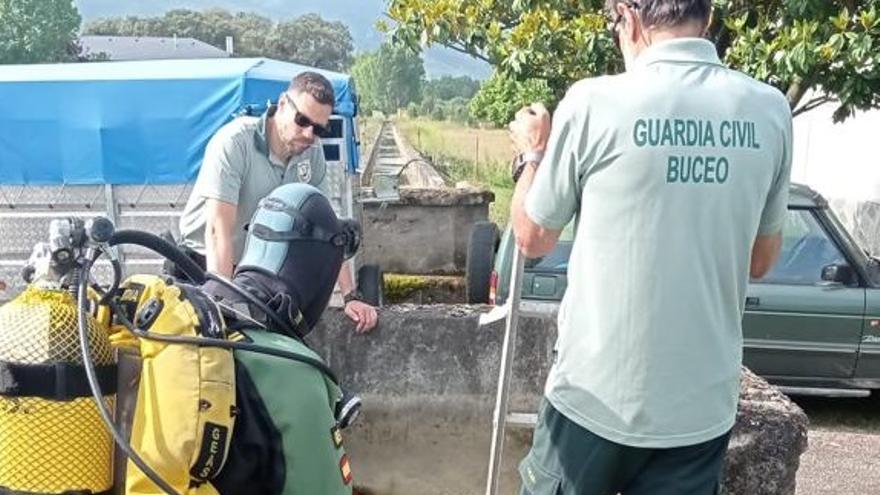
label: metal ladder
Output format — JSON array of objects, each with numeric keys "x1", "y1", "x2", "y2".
[{"x1": 483, "y1": 247, "x2": 536, "y2": 495}]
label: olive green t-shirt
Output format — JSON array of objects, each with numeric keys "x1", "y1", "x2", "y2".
[
  {"x1": 526, "y1": 39, "x2": 793, "y2": 448},
  {"x1": 179, "y1": 108, "x2": 329, "y2": 262}
]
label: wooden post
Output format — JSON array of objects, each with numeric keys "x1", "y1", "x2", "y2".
[{"x1": 474, "y1": 135, "x2": 480, "y2": 181}]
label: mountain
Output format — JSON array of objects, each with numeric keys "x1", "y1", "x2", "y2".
[{"x1": 74, "y1": 0, "x2": 492, "y2": 79}]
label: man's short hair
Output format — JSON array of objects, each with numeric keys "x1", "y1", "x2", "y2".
[
  {"x1": 289, "y1": 71, "x2": 335, "y2": 107},
  {"x1": 605, "y1": 0, "x2": 712, "y2": 30}
]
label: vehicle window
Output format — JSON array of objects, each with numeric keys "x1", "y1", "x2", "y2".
[
  {"x1": 758, "y1": 209, "x2": 846, "y2": 285},
  {"x1": 526, "y1": 219, "x2": 575, "y2": 271}
]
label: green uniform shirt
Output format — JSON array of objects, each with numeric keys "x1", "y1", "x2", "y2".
[
  {"x1": 526, "y1": 38, "x2": 793, "y2": 448},
  {"x1": 179, "y1": 108, "x2": 329, "y2": 262}
]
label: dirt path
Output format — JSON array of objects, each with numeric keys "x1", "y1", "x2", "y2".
[{"x1": 796, "y1": 429, "x2": 880, "y2": 494}]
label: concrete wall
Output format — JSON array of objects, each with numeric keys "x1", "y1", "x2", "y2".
[
  {"x1": 361, "y1": 188, "x2": 494, "y2": 275},
  {"x1": 311, "y1": 305, "x2": 808, "y2": 495},
  {"x1": 310, "y1": 305, "x2": 549, "y2": 495}
]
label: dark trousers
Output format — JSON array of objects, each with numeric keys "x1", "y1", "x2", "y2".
[{"x1": 519, "y1": 400, "x2": 730, "y2": 495}]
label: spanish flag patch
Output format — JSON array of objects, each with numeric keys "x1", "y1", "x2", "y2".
[{"x1": 339, "y1": 454, "x2": 353, "y2": 485}]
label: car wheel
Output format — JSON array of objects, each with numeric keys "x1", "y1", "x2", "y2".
[
  {"x1": 466, "y1": 221, "x2": 498, "y2": 304},
  {"x1": 357, "y1": 264, "x2": 384, "y2": 307}
]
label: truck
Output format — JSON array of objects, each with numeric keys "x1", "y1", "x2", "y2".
[
  {"x1": 0, "y1": 57, "x2": 382, "y2": 303},
  {"x1": 469, "y1": 184, "x2": 880, "y2": 397}
]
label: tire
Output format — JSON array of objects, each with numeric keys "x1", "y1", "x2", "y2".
[
  {"x1": 357, "y1": 264, "x2": 384, "y2": 307},
  {"x1": 466, "y1": 221, "x2": 498, "y2": 304}
]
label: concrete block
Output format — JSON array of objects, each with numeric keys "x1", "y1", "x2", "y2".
[
  {"x1": 310, "y1": 305, "x2": 809, "y2": 495},
  {"x1": 361, "y1": 188, "x2": 494, "y2": 275}
]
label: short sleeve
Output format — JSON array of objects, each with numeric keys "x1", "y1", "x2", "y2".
[
  {"x1": 196, "y1": 129, "x2": 247, "y2": 205},
  {"x1": 525, "y1": 90, "x2": 585, "y2": 230},
  {"x1": 311, "y1": 145, "x2": 343, "y2": 216},
  {"x1": 758, "y1": 105, "x2": 793, "y2": 235}
]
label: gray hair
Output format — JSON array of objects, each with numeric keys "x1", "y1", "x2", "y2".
[
  {"x1": 605, "y1": 0, "x2": 712, "y2": 29},
  {"x1": 289, "y1": 71, "x2": 335, "y2": 107}
]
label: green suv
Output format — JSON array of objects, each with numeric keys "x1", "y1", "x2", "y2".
[{"x1": 466, "y1": 184, "x2": 880, "y2": 396}]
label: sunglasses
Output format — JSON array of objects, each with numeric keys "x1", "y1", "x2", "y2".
[
  {"x1": 609, "y1": 1, "x2": 641, "y2": 49},
  {"x1": 284, "y1": 92, "x2": 331, "y2": 138}
]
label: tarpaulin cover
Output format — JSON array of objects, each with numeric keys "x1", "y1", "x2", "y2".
[{"x1": 0, "y1": 58, "x2": 358, "y2": 185}]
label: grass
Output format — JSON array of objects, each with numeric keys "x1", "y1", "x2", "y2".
[
  {"x1": 395, "y1": 117, "x2": 514, "y2": 226},
  {"x1": 357, "y1": 115, "x2": 386, "y2": 164}
]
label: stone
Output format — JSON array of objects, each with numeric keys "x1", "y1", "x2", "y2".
[
  {"x1": 310, "y1": 305, "x2": 809, "y2": 495},
  {"x1": 723, "y1": 368, "x2": 810, "y2": 495}
]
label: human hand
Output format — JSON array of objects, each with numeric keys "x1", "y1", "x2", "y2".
[
  {"x1": 508, "y1": 103, "x2": 551, "y2": 155},
  {"x1": 344, "y1": 300, "x2": 378, "y2": 333}
]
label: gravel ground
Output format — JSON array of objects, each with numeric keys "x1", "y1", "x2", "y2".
[{"x1": 796, "y1": 429, "x2": 880, "y2": 494}]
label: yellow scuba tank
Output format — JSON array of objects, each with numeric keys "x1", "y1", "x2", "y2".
[
  {"x1": 0, "y1": 287, "x2": 115, "y2": 495},
  {"x1": 112, "y1": 274, "x2": 236, "y2": 495}
]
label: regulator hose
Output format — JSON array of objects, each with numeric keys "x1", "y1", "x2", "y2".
[
  {"x1": 108, "y1": 230, "x2": 206, "y2": 285},
  {"x1": 76, "y1": 254, "x2": 182, "y2": 495}
]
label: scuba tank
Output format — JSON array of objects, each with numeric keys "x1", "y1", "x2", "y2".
[
  {"x1": 109, "y1": 183, "x2": 362, "y2": 494},
  {"x1": 111, "y1": 275, "x2": 236, "y2": 495},
  {"x1": 0, "y1": 220, "x2": 116, "y2": 495},
  {"x1": 0, "y1": 181, "x2": 363, "y2": 495}
]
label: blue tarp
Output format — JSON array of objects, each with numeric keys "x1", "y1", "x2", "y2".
[{"x1": 0, "y1": 58, "x2": 358, "y2": 185}]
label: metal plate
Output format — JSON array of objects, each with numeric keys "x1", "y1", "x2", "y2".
[
  {"x1": 114, "y1": 184, "x2": 194, "y2": 210},
  {"x1": 116, "y1": 213, "x2": 182, "y2": 260},
  {"x1": 0, "y1": 185, "x2": 106, "y2": 210},
  {"x1": 0, "y1": 212, "x2": 101, "y2": 257}
]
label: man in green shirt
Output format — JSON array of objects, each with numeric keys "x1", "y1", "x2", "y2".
[
  {"x1": 508, "y1": 1, "x2": 792, "y2": 493},
  {"x1": 180, "y1": 71, "x2": 377, "y2": 333}
]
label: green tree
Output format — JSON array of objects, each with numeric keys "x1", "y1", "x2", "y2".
[
  {"x1": 418, "y1": 95, "x2": 437, "y2": 116},
  {"x1": 442, "y1": 97, "x2": 472, "y2": 123},
  {"x1": 406, "y1": 101, "x2": 420, "y2": 118},
  {"x1": 388, "y1": 0, "x2": 880, "y2": 122},
  {"x1": 265, "y1": 14, "x2": 354, "y2": 71},
  {"x1": 469, "y1": 71, "x2": 554, "y2": 126},
  {"x1": 351, "y1": 44, "x2": 425, "y2": 115},
  {"x1": 85, "y1": 10, "x2": 355, "y2": 72},
  {"x1": 424, "y1": 75, "x2": 482, "y2": 101},
  {"x1": 0, "y1": 0, "x2": 83, "y2": 63},
  {"x1": 230, "y1": 12, "x2": 276, "y2": 57}
]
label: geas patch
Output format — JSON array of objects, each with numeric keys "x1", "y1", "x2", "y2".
[{"x1": 330, "y1": 425, "x2": 344, "y2": 449}]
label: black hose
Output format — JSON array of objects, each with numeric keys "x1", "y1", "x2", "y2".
[
  {"x1": 107, "y1": 230, "x2": 299, "y2": 341},
  {"x1": 73, "y1": 238, "x2": 338, "y2": 493},
  {"x1": 203, "y1": 272, "x2": 303, "y2": 340},
  {"x1": 91, "y1": 257, "x2": 122, "y2": 306},
  {"x1": 109, "y1": 230, "x2": 205, "y2": 284},
  {"x1": 109, "y1": 302, "x2": 339, "y2": 385},
  {"x1": 76, "y1": 255, "x2": 182, "y2": 495}
]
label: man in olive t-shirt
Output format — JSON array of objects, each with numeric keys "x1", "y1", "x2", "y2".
[{"x1": 179, "y1": 71, "x2": 378, "y2": 333}]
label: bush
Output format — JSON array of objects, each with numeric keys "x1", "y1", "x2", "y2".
[
  {"x1": 441, "y1": 97, "x2": 469, "y2": 123},
  {"x1": 419, "y1": 96, "x2": 437, "y2": 117},
  {"x1": 429, "y1": 105, "x2": 445, "y2": 121},
  {"x1": 469, "y1": 71, "x2": 554, "y2": 127},
  {"x1": 406, "y1": 102, "x2": 420, "y2": 118}
]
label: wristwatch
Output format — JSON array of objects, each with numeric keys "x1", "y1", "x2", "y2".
[
  {"x1": 343, "y1": 290, "x2": 364, "y2": 305},
  {"x1": 511, "y1": 150, "x2": 544, "y2": 182}
]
